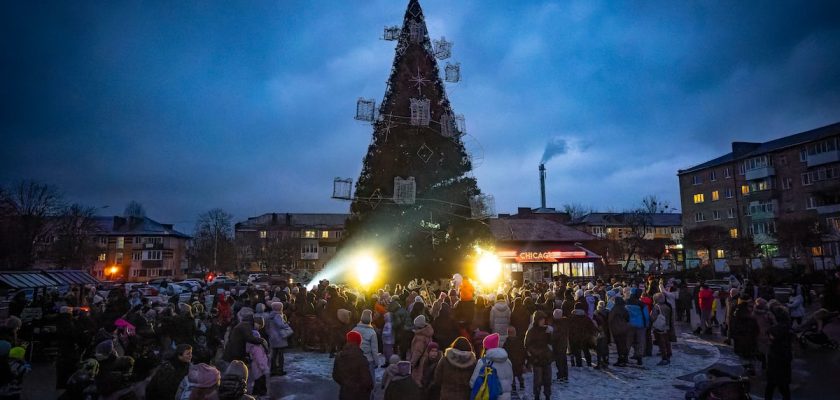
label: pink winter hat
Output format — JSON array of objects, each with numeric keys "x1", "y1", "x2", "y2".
[
  {"x1": 189, "y1": 363, "x2": 220, "y2": 388},
  {"x1": 483, "y1": 333, "x2": 500, "y2": 350}
]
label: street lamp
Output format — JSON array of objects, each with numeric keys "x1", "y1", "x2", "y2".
[
  {"x1": 109, "y1": 265, "x2": 118, "y2": 280},
  {"x1": 353, "y1": 254, "x2": 378, "y2": 287}
]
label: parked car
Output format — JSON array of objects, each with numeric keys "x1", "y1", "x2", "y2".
[
  {"x1": 247, "y1": 273, "x2": 269, "y2": 284},
  {"x1": 176, "y1": 280, "x2": 202, "y2": 293}
]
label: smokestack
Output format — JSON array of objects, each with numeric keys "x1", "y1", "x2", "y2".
[{"x1": 539, "y1": 163, "x2": 546, "y2": 209}]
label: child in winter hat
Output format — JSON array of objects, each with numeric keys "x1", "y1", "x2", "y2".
[
  {"x1": 413, "y1": 315, "x2": 428, "y2": 330},
  {"x1": 360, "y1": 309, "x2": 373, "y2": 325},
  {"x1": 346, "y1": 330, "x2": 363, "y2": 346},
  {"x1": 482, "y1": 333, "x2": 500, "y2": 351}
]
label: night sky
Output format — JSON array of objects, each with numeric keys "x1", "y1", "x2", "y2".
[{"x1": 2, "y1": 1, "x2": 839, "y2": 230}]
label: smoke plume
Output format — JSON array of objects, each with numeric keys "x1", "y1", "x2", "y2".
[{"x1": 540, "y1": 137, "x2": 569, "y2": 164}]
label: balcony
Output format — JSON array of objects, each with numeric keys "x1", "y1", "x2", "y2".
[
  {"x1": 807, "y1": 150, "x2": 840, "y2": 168},
  {"x1": 749, "y1": 200, "x2": 778, "y2": 220},
  {"x1": 745, "y1": 166, "x2": 775, "y2": 181},
  {"x1": 753, "y1": 233, "x2": 775, "y2": 244},
  {"x1": 815, "y1": 204, "x2": 840, "y2": 215}
]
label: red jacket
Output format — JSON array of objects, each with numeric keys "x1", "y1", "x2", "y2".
[{"x1": 698, "y1": 288, "x2": 714, "y2": 311}]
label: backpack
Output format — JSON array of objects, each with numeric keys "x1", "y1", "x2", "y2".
[
  {"x1": 470, "y1": 358, "x2": 502, "y2": 400},
  {"x1": 627, "y1": 304, "x2": 649, "y2": 329},
  {"x1": 652, "y1": 305, "x2": 668, "y2": 332}
]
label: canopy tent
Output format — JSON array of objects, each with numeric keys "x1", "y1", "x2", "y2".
[{"x1": 0, "y1": 270, "x2": 98, "y2": 289}]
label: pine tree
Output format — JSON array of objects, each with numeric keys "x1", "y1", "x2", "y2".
[{"x1": 344, "y1": 0, "x2": 491, "y2": 280}]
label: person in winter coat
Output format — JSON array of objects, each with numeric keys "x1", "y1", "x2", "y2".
[
  {"x1": 786, "y1": 285, "x2": 805, "y2": 326},
  {"x1": 222, "y1": 309, "x2": 267, "y2": 363},
  {"x1": 697, "y1": 284, "x2": 715, "y2": 334},
  {"x1": 381, "y1": 354, "x2": 402, "y2": 391},
  {"x1": 550, "y1": 309, "x2": 569, "y2": 380},
  {"x1": 389, "y1": 300, "x2": 411, "y2": 359},
  {"x1": 432, "y1": 303, "x2": 459, "y2": 353},
  {"x1": 333, "y1": 330, "x2": 374, "y2": 400},
  {"x1": 765, "y1": 308, "x2": 793, "y2": 400},
  {"x1": 525, "y1": 311, "x2": 553, "y2": 400},
  {"x1": 174, "y1": 362, "x2": 221, "y2": 400},
  {"x1": 246, "y1": 322, "x2": 270, "y2": 397},
  {"x1": 217, "y1": 360, "x2": 255, "y2": 400},
  {"x1": 753, "y1": 299, "x2": 775, "y2": 372},
  {"x1": 420, "y1": 342, "x2": 442, "y2": 396},
  {"x1": 489, "y1": 294, "x2": 512, "y2": 346},
  {"x1": 625, "y1": 288, "x2": 650, "y2": 365},
  {"x1": 503, "y1": 326, "x2": 526, "y2": 390},
  {"x1": 352, "y1": 309, "x2": 380, "y2": 383},
  {"x1": 409, "y1": 315, "x2": 434, "y2": 385},
  {"x1": 593, "y1": 301, "x2": 611, "y2": 369},
  {"x1": 569, "y1": 303, "x2": 597, "y2": 367},
  {"x1": 431, "y1": 337, "x2": 477, "y2": 400},
  {"x1": 382, "y1": 312, "x2": 396, "y2": 366},
  {"x1": 146, "y1": 344, "x2": 193, "y2": 400},
  {"x1": 266, "y1": 302, "x2": 291, "y2": 376},
  {"x1": 677, "y1": 282, "x2": 692, "y2": 323},
  {"x1": 730, "y1": 302, "x2": 759, "y2": 374},
  {"x1": 470, "y1": 333, "x2": 514, "y2": 400},
  {"x1": 650, "y1": 293, "x2": 673, "y2": 365},
  {"x1": 58, "y1": 358, "x2": 99, "y2": 400},
  {"x1": 384, "y1": 361, "x2": 423, "y2": 400}
]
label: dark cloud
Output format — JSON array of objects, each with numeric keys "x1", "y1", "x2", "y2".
[{"x1": 2, "y1": 0, "x2": 838, "y2": 225}]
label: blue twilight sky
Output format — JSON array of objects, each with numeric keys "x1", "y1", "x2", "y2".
[{"x1": 2, "y1": 0, "x2": 839, "y2": 231}]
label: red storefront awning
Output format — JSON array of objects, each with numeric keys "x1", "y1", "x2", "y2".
[{"x1": 496, "y1": 244, "x2": 600, "y2": 263}]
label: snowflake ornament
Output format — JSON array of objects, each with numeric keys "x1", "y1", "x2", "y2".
[{"x1": 409, "y1": 66, "x2": 430, "y2": 95}]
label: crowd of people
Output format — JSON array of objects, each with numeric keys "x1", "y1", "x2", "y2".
[{"x1": 0, "y1": 270, "x2": 838, "y2": 400}]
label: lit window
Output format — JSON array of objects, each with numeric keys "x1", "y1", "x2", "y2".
[
  {"x1": 716, "y1": 249, "x2": 725, "y2": 258},
  {"x1": 693, "y1": 194, "x2": 705, "y2": 203},
  {"x1": 117, "y1": 237, "x2": 124, "y2": 249},
  {"x1": 303, "y1": 230, "x2": 316, "y2": 238},
  {"x1": 741, "y1": 185, "x2": 750, "y2": 195},
  {"x1": 712, "y1": 191, "x2": 719, "y2": 201},
  {"x1": 321, "y1": 231, "x2": 330, "y2": 239},
  {"x1": 811, "y1": 246, "x2": 823, "y2": 256},
  {"x1": 259, "y1": 230, "x2": 267, "y2": 239},
  {"x1": 729, "y1": 228, "x2": 738, "y2": 238},
  {"x1": 98, "y1": 253, "x2": 106, "y2": 261}
]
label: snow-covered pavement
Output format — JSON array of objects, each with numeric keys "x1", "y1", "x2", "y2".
[{"x1": 268, "y1": 329, "x2": 737, "y2": 400}]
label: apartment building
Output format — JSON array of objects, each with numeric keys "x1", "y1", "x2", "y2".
[
  {"x1": 678, "y1": 122, "x2": 840, "y2": 264},
  {"x1": 570, "y1": 213, "x2": 683, "y2": 242},
  {"x1": 234, "y1": 213, "x2": 349, "y2": 274},
  {"x1": 92, "y1": 216, "x2": 191, "y2": 281}
]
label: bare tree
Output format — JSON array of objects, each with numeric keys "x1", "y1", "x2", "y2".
[
  {"x1": 684, "y1": 225, "x2": 730, "y2": 266},
  {"x1": 0, "y1": 180, "x2": 65, "y2": 268},
  {"x1": 50, "y1": 204, "x2": 101, "y2": 269},
  {"x1": 562, "y1": 203, "x2": 593, "y2": 220},
  {"x1": 620, "y1": 209, "x2": 652, "y2": 273},
  {"x1": 641, "y1": 195, "x2": 671, "y2": 214},
  {"x1": 193, "y1": 209, "x2": 235, "y2": 274},
  {"x1": 123, "y1": 201, "x2": 147, "y2": 218},
  {"x1": 774, "y1": 215, "x2": 822, "y2": 272}
]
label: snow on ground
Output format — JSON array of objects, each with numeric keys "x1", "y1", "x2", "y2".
[{"x1": 270, "y1": 331, "x2": 726, "y2": 400}]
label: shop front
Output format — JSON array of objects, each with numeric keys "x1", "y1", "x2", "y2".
[{"x1": 497, "y1": 245, "x2": 601, "y2": 283}]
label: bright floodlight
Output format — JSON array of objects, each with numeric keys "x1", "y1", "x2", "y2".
[
  {"x1": 476, "y1": 252, "x2": 501, "y2": 285},
  {"x1": 354, "y1": 255, "x2": 378, "y2": 286}
]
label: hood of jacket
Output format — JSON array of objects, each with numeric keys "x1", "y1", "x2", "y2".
[
  {"x1": 444, "y1": 347, "x2": 477, "y2": 369},
  {"x1": 492, "y1": 301, "x2": 510, "y2": 313},
  {"x1": 388, "y1": 301, "x2": 402, "y2": 313},
  {"x1": 571, "y1": 309, "x2": 586, "y2": 317},
  {"x1": 484, "y1": 347, "x2": 509, "y2": 363},
  {"x1": 414, "y1": 323, "x2": 434, "y2": 337}
]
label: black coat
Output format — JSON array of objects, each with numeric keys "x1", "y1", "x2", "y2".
[
  {"x1": 332, "y1": 344, "x2": 374, "y2": 400},
  {"x1": 550, "y1": 318, "x2": 569, "y2": 354},
  {"x1": 524, "y1": 325, "x2": 552, "y2": 366},
  {"x1": 222, "y1": 320, "x2": 263, "y2": 362},
  {"x1": 384, "y1": 375, "x2": 424, "y2": 400},
  {"x1": 145, "y1": 359, "x2": 190, "y2": 400},
  {"x1": 569, "y1": 312, "x2": 597, "y2": 347}
]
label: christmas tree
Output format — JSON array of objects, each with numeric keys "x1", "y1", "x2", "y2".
[{"x1": 343, "y1": 0, "x2": 491, "y2": 280}]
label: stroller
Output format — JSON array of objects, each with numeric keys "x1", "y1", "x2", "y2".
[
  {"x1": 685, "y1": 368, "x2": 752, "y2": 400},
  {"x1": 795, "y1": 308, "x2": 839, "y2": 349}
]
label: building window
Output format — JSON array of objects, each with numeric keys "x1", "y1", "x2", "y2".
[
  {"x1": 724, "y1": 167, "x2": 732, "y2": 178},
  {"x1": 807, "y1": 138, "x2": 837, "y2": 156},
  {"x1": 301, "y1": 242, "x2": 318, "y2": 253},
  {"x1": 750, "y1": 178, "x2": 772, "y2": 192},
  {"x1": 99, "y1": 237, "x2": 108, "y2": 245},
  {"x1": 729, "y1": 228, "x2": 738, "y2": 238},
  {"x1": 806, "y1": 197, "x2": 817, "y2": 209},
  {"x1": 713, "y1": 210, "x2": 721, "y2": 220},
  {"x1": 259, "y1": 230, "x2": 267, "y2": 239},
  {"x1": 693, "y1": 193, "x2": 705, "y2": 204},
  {"x1": 321, "y1": 231, "x2": 330, "y2": 239},
  {"x1": 744, "y1": 205, "x2": 752, "y2": 216},
  {"x1": 828, "y1": 217, "x2": 840, "y2": 233},
  {"x1": 739, "y1": 163, "x2": 746, "y2": 175},
  {"x1": 709, "y1": 171, "x2": 717, "y2": 181},
  {"x1": 750, "y1": 221, "x2": 776, "y2": 235},
  {"x1": 117, "y1": 237, "x2": 124, "y2": 249},
  {"x1": 727, "y1": 208, "x2": 735, "y2": 219},
  {"x1": 143, "y1": 250, "x2": 162, "y2": 260},
  {"x1": 746, "y1": 156, "x2": 770, "y2": 171},
  {"x1": 693, "y1": 175, "x2": 702, "y2": 185},
  {"x1": 801, "y1": 173, "x2": 812, "y2": 186},
  {"x1": 712, "y1": 191, "x2": 720, "y2": 201},
  {"x1": 133, "y1": 252, "x2": 141, "y2": 261},
  {"x1": 134, "y1": 236, "x2": 142, "y2": 244},
  {"x1": 782, "y1": 177, "x2": 792, "y2": 190},
  {"x1": 741, "y1": 185, "x2": 750, "y2": 195},
  {"x1": 116, "y1": 252, "x2": 123, "y2": 263},
  {"x1": 716, "y1": 249, "x2": 725, "y2": 259},
  {"x1": 335, "y1": 231, "x2": 343, "y2": 239},
  {"x1": 800, "y1": 149, "x2": 807, "y2": 162},
  {"x1": 98, "y1": 253, "x2": 106, "y2": 261},
  {"x1": 724, "y1": 188, "x2": 734, "y2": 198},
  {"x1": 303, "y1": 230, "x2": 316, "y2": 238},
  {"x1": 695, "y1": 212, "x2": 705, "y2": 222}
]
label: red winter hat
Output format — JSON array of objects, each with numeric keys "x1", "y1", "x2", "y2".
[
  {"x1": 483, "y1": 333, "x2": 500, "y2": 350},
  {"x1": 346, "y1": 330, "x2": 362, "y2": 346}
]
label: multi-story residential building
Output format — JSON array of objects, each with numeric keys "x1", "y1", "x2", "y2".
[
  {"x1": 92, "y1": 216, "x2": 191, "y2": 282},
  {"x1": 570, "y1": 213, "x2": 683, "y2": 242},
  {"x1": 234, "y1": 213, "x2": 349, "y2": 274},
  {"x1": 678, "y1": 122, "x2": 840, "y2": 264}
]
